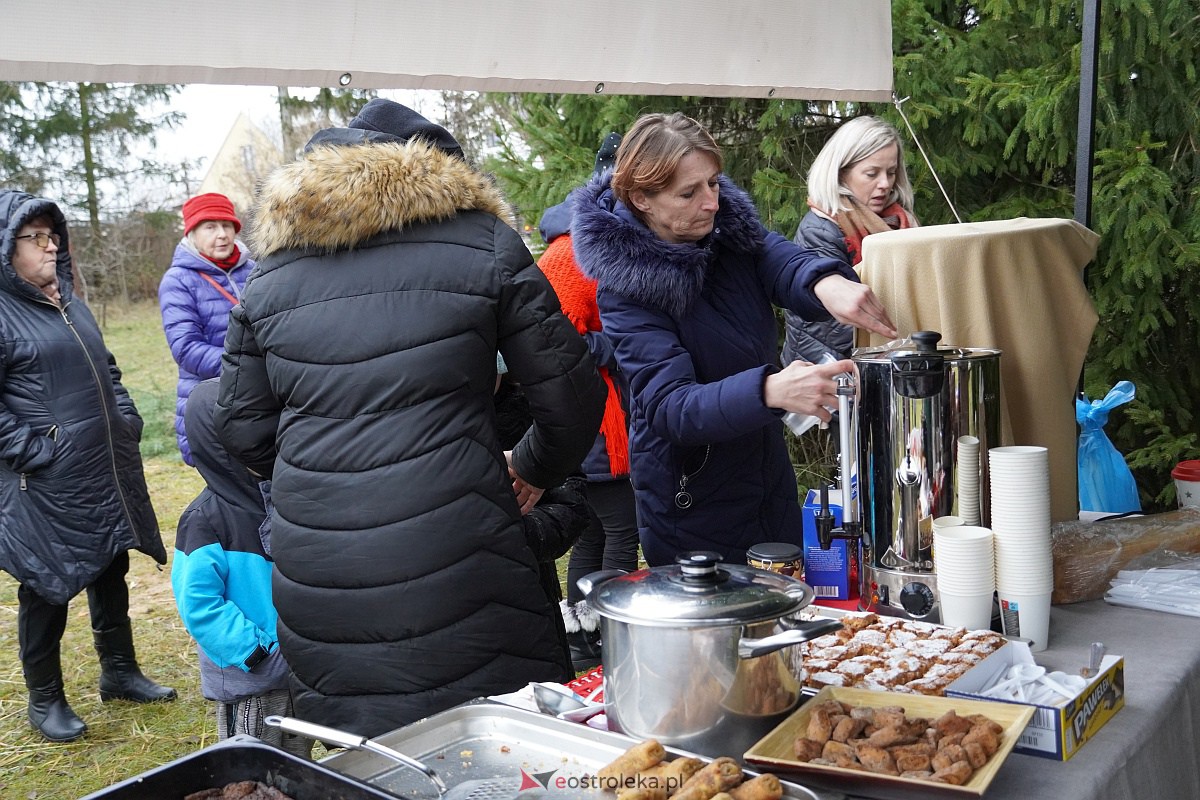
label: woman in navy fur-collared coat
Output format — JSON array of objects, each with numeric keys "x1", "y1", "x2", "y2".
[{"x1": 571, "y1": 112, "x2": 897, "y2": 567}]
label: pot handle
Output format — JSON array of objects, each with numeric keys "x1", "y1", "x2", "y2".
[
  {"x1": 576, "y1": 569, "x2": 628, "y2": 598},
  {"x1": 737, "y1": 618, "x2": 843, "y2": 659},
  {"x1": 265, "y1": 715, "x2": 447, "y2": 794}
]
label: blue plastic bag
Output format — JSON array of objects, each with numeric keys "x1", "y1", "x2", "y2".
[{"x1": 1076, "y1": 381, "x2": 1141, "y2": 513}]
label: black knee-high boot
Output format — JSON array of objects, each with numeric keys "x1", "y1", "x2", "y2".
[
  {"x1": 24, "y1": 652, "x2": 87, "y2": 742},
  {"x1": 93, "y1": 622, "x2": 176, "y2": 703}
]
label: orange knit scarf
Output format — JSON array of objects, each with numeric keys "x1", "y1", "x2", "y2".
[
  {"x1": 818, "y1": 197, "x2": 916, "y2": 266},
  {"x1": 537, "y1": 235, "x2": 630, "y2": 476}
]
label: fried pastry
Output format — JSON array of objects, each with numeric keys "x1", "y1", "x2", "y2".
[{"x1": 598, "y1": 739, "x2": 667, "y2": 784}]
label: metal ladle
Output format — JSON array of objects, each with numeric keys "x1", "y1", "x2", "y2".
[{"x1": 529, "y1": 682, "x2": 604, "y2": 723}]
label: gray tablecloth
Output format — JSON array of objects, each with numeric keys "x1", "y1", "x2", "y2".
[
  {"x1": 839, "y1": 600, "x2": 1200, "y2": 800},
  {"x1": 981, "y1": 600, "x2": 1200, "y2": 799}
]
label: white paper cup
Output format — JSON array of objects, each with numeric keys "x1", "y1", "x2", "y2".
[
  {"x1": 940, "y1": 590, "x2": 995, "y2": 631},
  {"x1": 934, "y1": 528, "x2": 994, "y2": 572},
  {"x1": 997, "y1": 590, "x2": 1052, "y2": 651},
  {"x1": 957, "y1": 436, "x2": 981, "y2": 524},
  {"x1": 958, "y1": 495, "x2": 980, "y2": 526},
  {"x1": 996, "y1": 575, "x2": 1054, "y2": 592},
  {"x1": 989, "y1": 445, "x2": 1049, "y2": 462},
  {"x1": 994, "y1": 562, "x2": 1053, "y2": 585},
  {"x1": 996, "y1": 563, "x2": 1054, "y2": 587},
  {"x1": 994, "y1": 567, "x2": 1053, "y2": 585},
  {"x1": 992, "y1": 536, "x2": 1052, "y2": 555},
  {"x1": 991, "y1": 521, "x2": 1051, "y2": 539},
  {"x1": 934, "y1": 525, "x2": 992, "y2": 555},
  {"x1": 994, "y1": 559, "x2": 1053, "y2": 578},
  {"x1": 994, "y1": 547, "x2": 1053, "y2": 590},
  {"x1": 939, "y1": 576, "x2": 996, "y2": 596},
  {"x1": 932, "y1": 515, "x2": 965, "y2": 531}
]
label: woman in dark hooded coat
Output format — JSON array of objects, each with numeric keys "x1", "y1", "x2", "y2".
[
  {"x1": 214, "y1": 100, "x2": 605, "y2": 736},
  {"x1": 0, "y1": 189, "x2": 173, "y2": 743}
]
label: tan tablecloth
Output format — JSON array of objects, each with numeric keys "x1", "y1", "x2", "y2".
[{"x1": 857, "y1": 217, "x2": 1100, "y2": 523}]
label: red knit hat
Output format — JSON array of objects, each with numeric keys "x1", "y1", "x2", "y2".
[{"x1": 182, "y1": 193, "x2": 241, "y2": 235}]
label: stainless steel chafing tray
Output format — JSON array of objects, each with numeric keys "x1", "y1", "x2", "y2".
[{"x1": 321, "y1": 700, "x2": 840, "y2": 800}]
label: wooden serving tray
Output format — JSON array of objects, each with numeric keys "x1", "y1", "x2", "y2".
[{"x1": 744, "y1": 686, "x2": 1034, "y2": 800}]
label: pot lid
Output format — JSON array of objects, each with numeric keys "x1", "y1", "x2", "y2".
[
  {"x1": 746, "y1": 542, "x2": 804, "y2": 563},
  {"x1": 585, "y1": 551, "x2": 815, "y2": 627},
  {"x1": 853, "y1": 330, "x2": 1001, "y2": 362}
]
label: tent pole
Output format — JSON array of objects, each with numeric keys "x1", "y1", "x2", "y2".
[
  {"x1": 1075, "y1": 0, "x2": 1101, "y2": 400},
  {"x1": 1074, "y1": 0, "x2": 1101, "y2": 229}
]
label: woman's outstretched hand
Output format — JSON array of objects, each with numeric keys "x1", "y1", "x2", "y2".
[{"x1": 813, "y1": 274, "x2": 898, "y2": 339}]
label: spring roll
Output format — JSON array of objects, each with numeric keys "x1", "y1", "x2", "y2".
[
  {"x1": 727, "y1": 774, "x2": 783, "y2": 800},
  {"x1": 618, "y1": 789, "x2": 668, "y2": 800},
  {"x1": 638, "y1": 757, "x2": 705, "y2": 796},
  {"x1": 598, "y1": 739, "x2": 668, "y2": 785},
  {"x1": 673, "y1": 757, "x2": 743, "y2": 800}
]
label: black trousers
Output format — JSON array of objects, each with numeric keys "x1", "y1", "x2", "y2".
[
  {"x1": 567, "y1": 478, "x2": 640, "y2": 604},
  {"x1": 18, "y1": 551, "x2": 130, "y2": 667}
]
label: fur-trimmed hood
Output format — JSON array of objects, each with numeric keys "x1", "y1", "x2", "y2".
[
  {"x1": 569, "y1": 175, "x2": 766, "y2": 318},
  {"x1": 249, "y1": 137, "x2": 515, "y2": 258}
]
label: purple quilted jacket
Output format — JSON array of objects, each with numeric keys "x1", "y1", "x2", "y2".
[{"x1": 158, "y1": 240, "x2": 252, "y2": 464}]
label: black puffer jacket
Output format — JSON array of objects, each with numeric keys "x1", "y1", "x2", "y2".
[
  {"x1": 0, "y1": 190, "x2": 165, "y2": 605},
  {"x1": 214, "y1": 130, "x2": 606, "y2": 736}
]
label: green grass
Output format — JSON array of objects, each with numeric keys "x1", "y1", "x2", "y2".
[{"x1": 0, "y1": 301, "x2": 212, "y2": 799}]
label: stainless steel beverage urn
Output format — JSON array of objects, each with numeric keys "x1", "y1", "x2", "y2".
[{"x1": 816, "y1": 331, "x2": 1002, "y2": 622}]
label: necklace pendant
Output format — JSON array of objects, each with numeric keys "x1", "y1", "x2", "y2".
[{"x1": 675, "y1": 491, "x2": 693, "y2": 509}]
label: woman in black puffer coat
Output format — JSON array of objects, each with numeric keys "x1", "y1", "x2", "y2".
[
  {"x1": 214, "y1": 100, "x2": 606, "y2": 736},
  {"x1": 0, "y1": 190, "x2": 173, "y2": 743}
]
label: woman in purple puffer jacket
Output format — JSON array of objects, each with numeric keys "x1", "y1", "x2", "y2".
[{"x1": 158, "y1": 193, "x2": 254, "y2": 465}]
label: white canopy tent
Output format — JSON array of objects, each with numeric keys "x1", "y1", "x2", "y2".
[{"x1": 0, "y1": 0, "x2": 893, "y2": 101}]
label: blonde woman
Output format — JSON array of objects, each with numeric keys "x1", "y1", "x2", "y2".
[{"x1": 782, "y1": 116, "x2": 919, "y2": 365}]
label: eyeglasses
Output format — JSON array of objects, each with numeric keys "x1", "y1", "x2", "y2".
[{"x1": 14, "y1": 232, "x2": 61, "y2": 250}]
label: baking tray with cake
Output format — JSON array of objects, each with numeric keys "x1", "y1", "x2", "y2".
[{"x1": 790, "y1": 610, "x2": 1010, "y2": 697}]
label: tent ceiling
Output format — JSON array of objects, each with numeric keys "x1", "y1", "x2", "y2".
[{"x1": 1, "y1": 0, "x2": 893, "y2": 101}]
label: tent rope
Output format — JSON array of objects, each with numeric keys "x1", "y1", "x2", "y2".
[{"x1": 893, "y1": 93, "x2": 962, "y2": 223}]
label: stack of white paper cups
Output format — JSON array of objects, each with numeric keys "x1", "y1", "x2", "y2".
[
  {"x1": 957, "y1": 435, "x2": 981, "y2": 525},
  {"x1": 988, "y1": 445, "x2": 1054, "y2": 651},
  {"x1": 933, "y1": 524, "x2": 995, "y2": 630}
]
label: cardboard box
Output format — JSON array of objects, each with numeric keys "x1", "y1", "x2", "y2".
[
  {"x1": 944, "y1": 641, "x2": 1125, "y2": 760},
  {"x1": 801, "y1": 489, "x2": 854, "y2": 600}
]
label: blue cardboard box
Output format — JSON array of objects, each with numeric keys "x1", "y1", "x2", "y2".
[{"x1": 801, "y1": 489, "x2": 854, "y2": 600}]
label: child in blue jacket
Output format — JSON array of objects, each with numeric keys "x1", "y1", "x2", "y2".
[{"x1": 171, "y1": 378, "x2": 308, "y2": 756}]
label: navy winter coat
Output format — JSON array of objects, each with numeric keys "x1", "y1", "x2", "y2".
[
  {"x1": 571, "y1": 177, "x2": 856, "y2": 566},
  {"x1": 158, "y1": 238, "x2": 252, "y2": 465},
  {"x1": 0, "y1": 190, "x2": 165, "y2": 605},
  {"x1": 214, "y1": 130, "x2": 606, "y2": 737}
]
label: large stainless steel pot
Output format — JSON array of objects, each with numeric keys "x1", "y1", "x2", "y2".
[
  {"x1": 852, "y1": 331, "x2": 1002, "y2": 620},
  {"x1": 578, "y1": 552, "x2": 841, "y2": 758}
]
